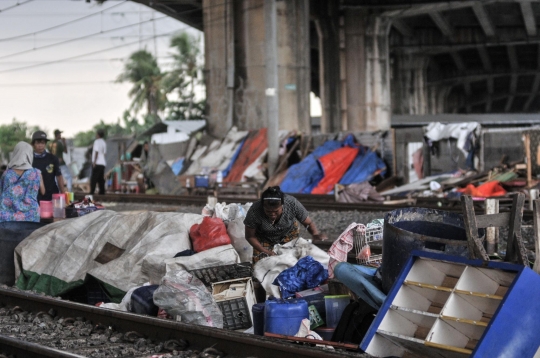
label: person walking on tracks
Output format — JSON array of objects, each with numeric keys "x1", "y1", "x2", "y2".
[
  {"x1": 32, "y1": 131, "x2": 66, "y2": 202},
  {"x1": 244, "y1": 186, "x2": 328, "y2": 263},
  {"x1": 90, "y1": 129, "x2": 107, "y2": 195},
  {"x1": 49, "y1": 129, "x2": 72, "y2": 192}
]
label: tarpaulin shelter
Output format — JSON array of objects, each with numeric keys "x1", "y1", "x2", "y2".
[
  {"x1": 311, "y1": 146, "x2": 359, "y2": 194},
  {"x1": 339, "y1": 148, "x2": 387, "y2": 185},
  {"x1": 224, "y1": 128, "x2": 268, "y2": 183},
  {"x1": 280, "y1": 140, "x2": 342, "y2": 193}
]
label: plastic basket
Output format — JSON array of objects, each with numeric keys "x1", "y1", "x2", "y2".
[
  {"x1": 353, "y1": 220, "x2": 383, "y2": 267},
  {"x1": 217, "y1": 297, "x2": 252, "y2": 330},
  {"x1": 189, "y1": 262, "x2": 252, "y2": 288}
]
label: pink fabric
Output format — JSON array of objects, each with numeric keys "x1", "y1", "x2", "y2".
[{"x1": 327, "y1": 223, "x2": 365, "y2": 278}]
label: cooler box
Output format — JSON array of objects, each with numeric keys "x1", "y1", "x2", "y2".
[
  {"x1": 212, "y1": 278, "x2": 255, "y2": 330},
  {"x1": 264, "y1": 299, "x2": 309, "y2": 335}
]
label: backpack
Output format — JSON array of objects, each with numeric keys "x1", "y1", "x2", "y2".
[{"x1": 331, "y1": 298, "x2": 377, "y2": 344}]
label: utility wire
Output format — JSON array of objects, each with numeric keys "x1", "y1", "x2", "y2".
[
  {"x1": 0, "y1": 0, "x2": 33, "y2": 14},
  {"x1": 0, "y1": 0, "x2": 127, "y2": 42},
  {"x1": 0, "y1": 32, "x2": 174, "y2": 74},
  {"x1": 0, "y1": 81, "x2": 115, "y2": 87},
  {"x1": 0, "y1": 15, "x2": 170, "y2": 60}
]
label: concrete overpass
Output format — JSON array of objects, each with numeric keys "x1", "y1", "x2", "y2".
[{"x1": 130, "y1": 0, "x2": 540, "y2": 137}]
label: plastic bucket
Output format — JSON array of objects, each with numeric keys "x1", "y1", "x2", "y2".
[
  {"x1": 324, "y1": 295, "x2": 350, "y2": 328},
  {"x1": 382, "y1": 207, "x2": 475, "y2": 293}
]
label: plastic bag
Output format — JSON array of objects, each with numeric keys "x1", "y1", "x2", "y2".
[
  {"x1": 153, "y1": 270, "x2": 223, "y2": 328},
  {"x1": 226, "y1": 217, "x2": 253, "y2": 263},
  {"x1": 189, "y1": 216, "x2": 231, "y2": 253},
  {"x1": 357, "y1": 245, "x2": 371, "y2": 260},
  {"x1": 273, "y1": 256, "x2": 328, "y2": 299}
]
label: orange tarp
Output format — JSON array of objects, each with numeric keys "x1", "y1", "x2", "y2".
[
  {"x1": 224, "y1": 128, "x2": 268, "y2": 183},
  {"x1": 457, "y1": 181, "x2": 507, "y2": 198},
  {"x1": 311, "y1": 146, "x2": 359, "y2": 194}
]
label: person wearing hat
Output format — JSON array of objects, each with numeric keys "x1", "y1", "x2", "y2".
[
  {"x1": 31, "y1": 130, "x2": 66, "y2": 202},
  {"x1": 49, "y1": 129, "x2": 72, "y2": 192},
  {"x1": 0, "y1": 142, "x2": 46, "y2": 222}
]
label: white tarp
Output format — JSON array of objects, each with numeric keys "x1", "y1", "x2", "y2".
[
  {"x1": 424, "y1": 122, "x2": 479, "y2": 156},
  {"x1": 185, "y1": 127, "x2": 248, "y2": 175},
  {"x1": 14, "y1": 210, "x2": 202, "y2": 301}
]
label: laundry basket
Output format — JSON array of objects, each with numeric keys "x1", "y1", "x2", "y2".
[{"x1": 353, "y1": 220, "x2": 383, "y2": 267}]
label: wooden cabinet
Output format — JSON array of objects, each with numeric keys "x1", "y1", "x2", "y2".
[{"x1": 361, "y1": 251, "x2": 540, "y2": 358}]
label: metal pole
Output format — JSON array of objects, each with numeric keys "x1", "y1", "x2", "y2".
[{"x1": 265, "y1": 0, "x2": 279, "y2": 177}]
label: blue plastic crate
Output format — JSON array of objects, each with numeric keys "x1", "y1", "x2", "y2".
[{"x1": 194, "y1": 175, "x2": 209, "y2": 188}]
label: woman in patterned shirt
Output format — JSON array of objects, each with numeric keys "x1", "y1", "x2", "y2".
[
  {"x1": 244, "y1": 186, "x2": 328, "y2": 263},
  {"x1": 0, "y1": 142, "x2": 45, "y2": 222}
]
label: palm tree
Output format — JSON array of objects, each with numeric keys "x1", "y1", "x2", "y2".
[
  {"x1": 117, "y1": 50, "x2": 166, "y2": 124},
  {"x1": 162, "y1": 33, "x2": 205, "y2": 120}
]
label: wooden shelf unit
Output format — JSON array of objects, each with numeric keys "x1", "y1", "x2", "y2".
[{"x1": 361, "y1": 251, "x2": 540, "y2": 358}]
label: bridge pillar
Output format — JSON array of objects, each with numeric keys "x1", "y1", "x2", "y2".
[
  {"x1": 343, "y1": 9, "x2": 392, "y2": 132},
  {"x1": 203, "y1": 0, "x2": 310, "y2": 137},
  {"x1": 392, "y1": 54, "x2": 430, "y2": 115}
]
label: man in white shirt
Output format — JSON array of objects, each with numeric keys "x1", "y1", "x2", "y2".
[{"x1": 90, "y1": 129, "x2": 107, "y2": 195}]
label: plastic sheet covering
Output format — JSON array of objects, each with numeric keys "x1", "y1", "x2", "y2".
[
  {"x1": 153, "y1": 269, "x2": 223, "y2": 328},
  {"x1": 15, "y1": 210, "x2": 200, "y2": 301},
  {"x1": 280, "y1": 140, "x2": 342, "y2": 193},
  {"x1": 141, "y1": 245, "x2": 240, "y2": 285},
  {"x1": 185, "y1": 127, "x2": 247, "y2": 175},
  {"x1": 224, "y1": 128, "x2": 268, "y2": 183},
  {"x1": 273, "y1": 256, "x2": 328, "y2": 299},
  {"x1": 227, "y1": 217, "x2": 253, "y2": 263},
  {"x1": 339, "y1": 148, "x2": 387, "y2": 186},
  {"x1": 254, "y1": 238, "x2": 330, "y2": 298},
  {"x1": 311, "y1": 147, "x2": 359, "y2": 194}
]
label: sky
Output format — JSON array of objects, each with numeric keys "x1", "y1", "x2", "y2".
[{"x1": 0, "y1": 0, "x2": 200, "y2": 137}]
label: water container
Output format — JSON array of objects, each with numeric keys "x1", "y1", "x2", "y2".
[
  {"x1": 0, "y1": 221, "x2": 47, "y2": 285},
  {"x1": 264, "y1": 299, "x2": 309, "y2": 335},
  {"x1": 382, "y1": 207, "x2": 474, "y2": 293},
  {"x1": 130, "y1": 285, "x2": 159, "y2": 316},
  {"x1": 314, "y1": 326, "x2": 336, "y2": 341},
  {"x1": 52, "y1": 193, "x2": 65, "y2": 218},
  {"x1": 252, "y1": 303, "x2": 265, "y2": 336},
  {"x1": 39, "y1": 201, "x2": 53, "y2": 219},
  {"x1": 324, "y1": 295, "x2": 350, "y2": 328}
]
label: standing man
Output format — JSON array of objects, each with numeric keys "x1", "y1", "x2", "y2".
[
  {"x1": 32, "y1": 131, "x2": 66, "y2": 202},
  {"x1": 90, "y1": 129, "x2": 107, "y2": 195},
  {"x1": 49, "y1": 129, "x2": 72, "y2": 192}
]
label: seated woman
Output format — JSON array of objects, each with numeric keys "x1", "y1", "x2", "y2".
[
  {"x1": 244, "y1": 186, "x2": 328, "y2": 263},
  {"x1": 0, "y1": 142, "x2": 45, "y2": 222}
]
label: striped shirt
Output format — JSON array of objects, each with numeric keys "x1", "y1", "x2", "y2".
[{"x1": 244, "y1": 194, "x2": 309, "y2": 245}]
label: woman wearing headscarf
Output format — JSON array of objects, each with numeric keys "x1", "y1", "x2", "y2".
[
  {"x1": 244, "y1": 186, "x2": 328, "y2": 263},
  {"x1": 0, "y1": 142, "x2": 45, "y2": 222}
]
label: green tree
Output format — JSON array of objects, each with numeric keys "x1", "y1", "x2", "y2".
[
  {"x1": 162, "y1": 32, "x2": 205, "y2": 120},
  {"x1": 116, "y1": 50, "x2": 166, "y2": 123},
  {"x1": 0, "y1": 119, "x2": 42, "y2": 163}
]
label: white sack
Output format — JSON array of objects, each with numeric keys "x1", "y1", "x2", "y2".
[
  {"x1": 227, "y1": 217, "x2": 253, "y2": 263},
  {"x1": 165, "y1": 245, "x2": 240, "y2": 273}
]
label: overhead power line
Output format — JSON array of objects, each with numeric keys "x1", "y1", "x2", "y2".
[
  {"x1": 0, "y1": 0, "x2": 34, "y2": 14},
  {"x1": 0, "y1": 0, "x2": 127, "y2": 42},
  {"x1": 0, "y1": 81, "x2": 115, "y2": 87},
  {"x1": 0, "y1": 16, "x2": 170, "y2": 60},
  {"x1": 0, "y1": 32, "x2": 174, "y2": 74}
]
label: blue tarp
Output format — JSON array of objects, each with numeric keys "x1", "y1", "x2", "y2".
[
  {"x1": 221, "y1": 137, "x2": 245, "y2": 179},
  {"x1": 280, "y1": 140, "x2": 342, "y2": 193},
  {"x1": 339, "y1": 148, "x2": 386, "y2": 185},
  {"x1": 273, "y1": 256, "x2": 328, "y2": 299}
]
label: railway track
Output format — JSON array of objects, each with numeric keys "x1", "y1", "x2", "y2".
[
  {"x1": 75, "y1": 193, "x2": 535, "y2": 220},
  {"x1": 0, "y1": 287, "x2": 364, "y2": 358}
]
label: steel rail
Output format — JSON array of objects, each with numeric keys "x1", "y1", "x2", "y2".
[
  {"x1": 0, "y1": 333, "x2": 86, "y2": 358},
  {"x1": 0, "y1": 288, "x2": 360, "y2": 358}
]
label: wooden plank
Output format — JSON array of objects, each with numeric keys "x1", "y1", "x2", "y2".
[
  {"x1": 534, "y1": 199, "x2": 540, "y2": 274},
  {"x1": 460, "y1": 195, "x2": 489, "y2": 260},
  {"x1": 474, "y1": 212, "x2": 510, "y2": 228},
  {"x1": 424, "y1": 341, "x2": 472, "y2": 355},
  {"x1": 404, "y1": 280, "x2": 453, "y2": 293},
  {"x1": 506, "y1": 193, "x2": 527, "y2": 265},
  {"x1": 440, "y1": 315, "x2": 488, "y2": 327},
  {"x1": 454, "y1": 289, "x2": 503, "y2": 301},
  {"x1": 525, "y1": 133, "x2": 532, "y2": 188}
]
